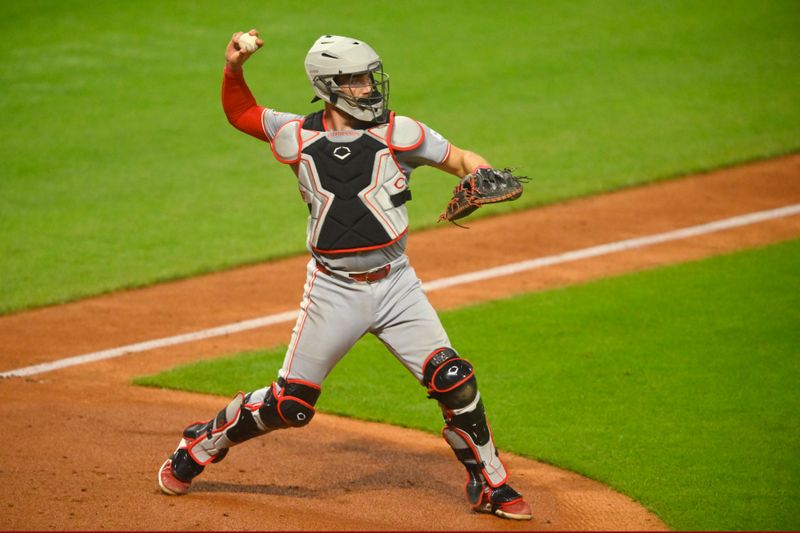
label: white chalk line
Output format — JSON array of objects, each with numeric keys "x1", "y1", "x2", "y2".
[{"x1": 3, "y1": 203, "x2": 799, "y2": 379}]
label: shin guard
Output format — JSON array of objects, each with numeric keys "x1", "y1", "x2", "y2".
[
  {"x1": 185, "y1": 391, "x2": 270, "y2": 466},
  {"x1": 423, "y1": 348, "x2": 509, "y2": 499},
  {"x1": 183, "y1": 379, "x2": 321, "y2": 466},
  {"x1": 442, "y1": 392, "x2": 508, "y2": 491}
]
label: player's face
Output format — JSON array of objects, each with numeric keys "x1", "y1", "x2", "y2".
[{"x1": 337, "y1": 72, "x2": 373, "y2": 99}]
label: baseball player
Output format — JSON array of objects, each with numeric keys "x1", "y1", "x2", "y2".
[{"x1": 157, "y1": 30, "x2": 532, "y2": 521}]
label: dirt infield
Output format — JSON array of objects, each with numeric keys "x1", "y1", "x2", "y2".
[{"x1": 1, "y1": 154, "x2": 798, "y2": 530}]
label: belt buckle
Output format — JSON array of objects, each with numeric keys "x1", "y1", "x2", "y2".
[{"x1": 351, "y1": 264, "x2": 390, "y2": 283}]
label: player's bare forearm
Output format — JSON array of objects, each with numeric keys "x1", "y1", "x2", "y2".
[{"x1": 434, "y1": 145, "x2": 491, "y2": 178}]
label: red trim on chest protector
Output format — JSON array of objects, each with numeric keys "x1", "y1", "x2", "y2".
[{"x1": 310, "y1": 228, "x2": 407, "y2": 255}]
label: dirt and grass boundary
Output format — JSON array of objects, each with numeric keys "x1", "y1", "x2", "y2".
[{"x1": 1, "y1": 154, "x2": 798, "y2": 530}]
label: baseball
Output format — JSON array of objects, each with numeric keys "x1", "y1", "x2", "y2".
[{"x1": 238, "y1": 33, "x2": 258, "y2": 53}]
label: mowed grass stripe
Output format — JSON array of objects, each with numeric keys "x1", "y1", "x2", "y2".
[{"x1": 2, "y1": 0, "x2": 800, "y2": 313}]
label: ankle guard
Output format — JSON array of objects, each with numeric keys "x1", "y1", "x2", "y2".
[
  {"x1": 423, "y1": 348, "x2": 509, "y2": 491},
  {"x1": 171, "y1": 448, "x2": 205, "y2": 482},
  {"x1": 472, "y1": 483, "x2": 526, "y2": 515}
]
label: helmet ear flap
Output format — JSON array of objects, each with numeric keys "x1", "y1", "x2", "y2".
[
  {"x1": 310, "y1": 75, "x2": 347, "y2": 111},
  {"x1": 311, "y1": 76, "x2": 332, "y2": 104}
]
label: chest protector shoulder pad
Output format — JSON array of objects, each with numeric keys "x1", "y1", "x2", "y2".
[{"x1": 270, "y1": 113, "x2": 423, "y2": 254}]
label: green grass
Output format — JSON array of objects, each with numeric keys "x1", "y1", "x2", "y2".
[
  {"x1": 2, "y1": 0, "x2": 800, "y2": 313},
  {"x1": 136, "y1": 239, "x2": 800, "y2": 531}
]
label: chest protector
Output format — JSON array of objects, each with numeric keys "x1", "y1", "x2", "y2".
[{"x1": 270, "y1": 111, "x2": 424, "y2": 254}]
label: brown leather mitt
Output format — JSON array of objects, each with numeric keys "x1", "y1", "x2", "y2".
[{"x1": 438, "y1": 167, "x2": 528, "y2": 224}]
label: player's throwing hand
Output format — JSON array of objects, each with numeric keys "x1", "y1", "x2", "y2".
[{"x1": 226, "y1": 29, "x2": 262, "y2": 69}]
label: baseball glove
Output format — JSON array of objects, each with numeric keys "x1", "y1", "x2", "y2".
[{"x1": 438, "y1": 167, "x2": 528, "y2": 224}]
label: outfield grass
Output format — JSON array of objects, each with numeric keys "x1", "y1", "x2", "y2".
[
  {"x1": 2, "y1": 1, "x2": 800, "y2": 313},
  {"x1": 136, "y1": 239, "x2": 800, "y2": 531}
]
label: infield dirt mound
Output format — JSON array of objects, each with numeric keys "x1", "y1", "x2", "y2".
[{"x1": 1, "y1": 154, "x2": 798, "y2": 530}]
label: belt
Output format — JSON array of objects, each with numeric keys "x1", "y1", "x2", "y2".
[{"x1": 316, "y1": 261, "x2": 391, "y2": 283}]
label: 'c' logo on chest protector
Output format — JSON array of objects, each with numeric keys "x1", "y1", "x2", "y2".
[{"x1": 333, "y1": 146, "x2": 352, "y2": 160}]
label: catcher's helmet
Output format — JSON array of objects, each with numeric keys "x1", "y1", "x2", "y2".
[{"x1": 304, "y1": 35, "x2": 390, "y2": 123}]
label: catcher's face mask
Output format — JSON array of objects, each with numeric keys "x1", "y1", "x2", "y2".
[
  {"x1": 325, "y1": 66, "x2": 390, "y2": 121},
  {"x1": 305, "y1": 35, "x2": 390, "y2": 123}
]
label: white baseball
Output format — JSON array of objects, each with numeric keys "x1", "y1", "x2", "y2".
[{"x1": 238, "y1": 33, "x2": 258, "y2": 53}]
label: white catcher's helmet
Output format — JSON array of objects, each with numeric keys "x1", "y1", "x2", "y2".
[{"x1": 304, "y1": 35, "x2": 390, "y2": 123}]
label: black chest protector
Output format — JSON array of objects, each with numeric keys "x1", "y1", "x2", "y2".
[{"x1": 270, "y1": 111, "x2": 423, "y2": 254}]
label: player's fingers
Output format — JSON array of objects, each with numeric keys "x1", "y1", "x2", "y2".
[
  {"x1": 231, "y1": 31, "x2": 243, "y2": 49},
  {"x1": 248, "y1": 29, "x2": 262, "y2": 48}
]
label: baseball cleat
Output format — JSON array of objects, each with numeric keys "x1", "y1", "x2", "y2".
[
  {"x1": 157, "y1": 458, "x2": 191, "y2": 496},
  {"x1": 472, "y1": 484, "x2": 532, "y2": 521}
]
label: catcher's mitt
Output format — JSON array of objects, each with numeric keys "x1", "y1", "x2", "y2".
[{"x1": 438, "y1": 167, "x2": 528, "y2": 224}]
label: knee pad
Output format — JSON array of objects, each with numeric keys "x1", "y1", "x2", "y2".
[
  {"x1": 423, "y1": 347, "x2": 478, "y2": 410},
  {"x1": 257, "y1": 378, "x2": 321, "y2": 429}
]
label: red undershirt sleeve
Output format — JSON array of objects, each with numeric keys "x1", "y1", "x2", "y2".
[{"x1": 221, "y1": 66, "x2": 269, "y2": 142}]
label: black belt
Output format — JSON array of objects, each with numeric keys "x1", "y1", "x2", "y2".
[{"x1": 316, "y1": 261, "x2": 391, "y2": 283}]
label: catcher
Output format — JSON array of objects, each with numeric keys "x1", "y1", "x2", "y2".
[{"x1": 157, "y1": 29, "x2": 532, "y2": 521}]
